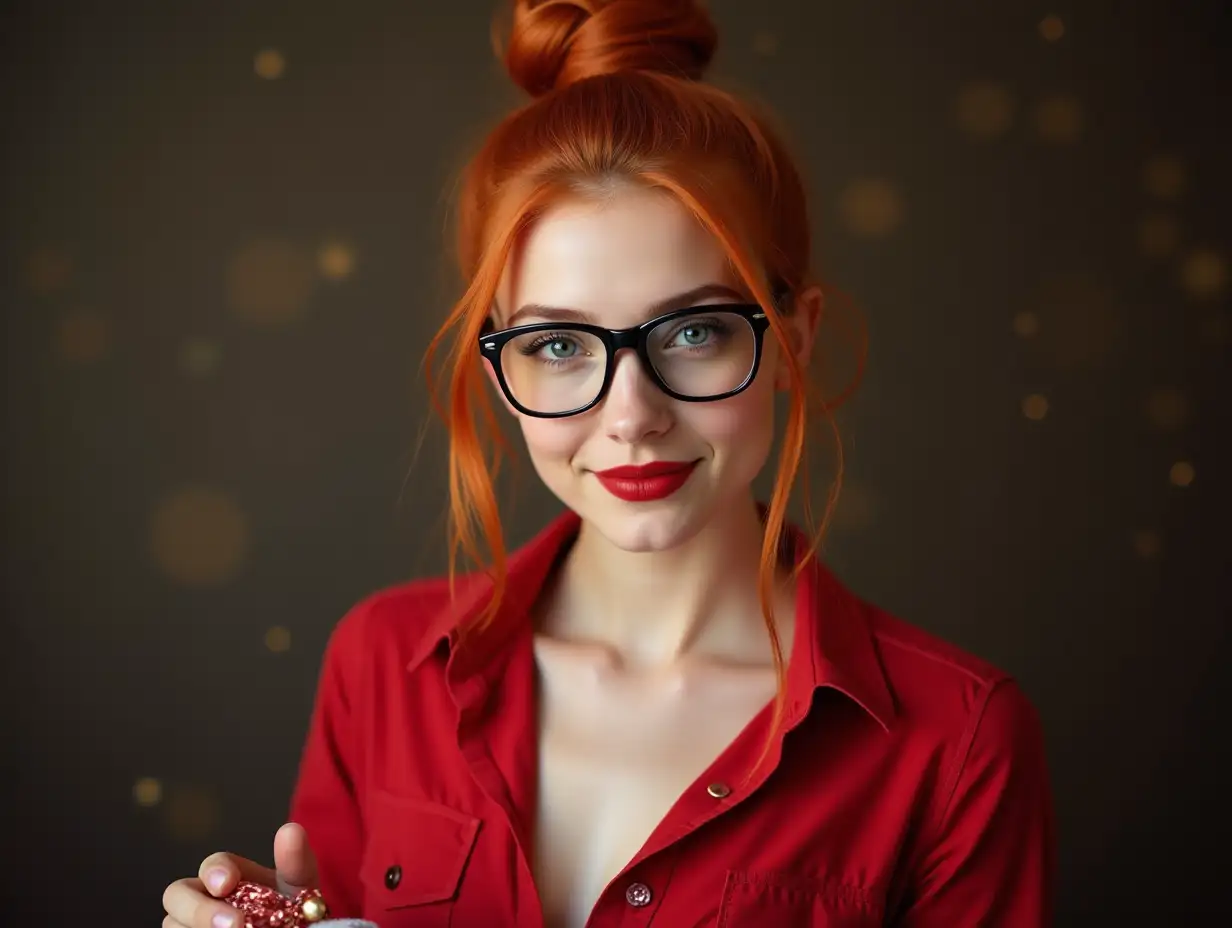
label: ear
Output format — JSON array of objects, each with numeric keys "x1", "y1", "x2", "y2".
[
  {"x1": 773, "y1": 285, "x2": 824, "y2": 390},
  {"x1": 483, "y1": 356, "x2": 519, "y2": 417}
]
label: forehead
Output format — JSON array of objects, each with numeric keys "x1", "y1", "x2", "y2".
[{"x1": 497, "y1": 188, "x2": 735, "y2": 324}]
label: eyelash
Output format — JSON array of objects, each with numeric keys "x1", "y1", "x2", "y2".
[
  {"x1": 659, "y1": 316, "x2": 731, "y2": 346},
  {"x1": 518, "y1": 333, "x2": 584, "y2": 357}
]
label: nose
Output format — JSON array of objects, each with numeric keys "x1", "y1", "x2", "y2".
[{"x1": 598, "y1": 348, "x2": 673, "y2": 444}]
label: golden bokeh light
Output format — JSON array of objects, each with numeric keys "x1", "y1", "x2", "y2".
[
  {"x1": 1028, "y1": 275, "x2": 1122, "y2": 369},
  {"x1": 1131, "y1": 530, "x2": 1161, "y2": 559},
  {"x1": 55, "y1": 307, "x2": 111, "y2": 364},
  {"x1": 751, "y1": 31, "x2": 779, "y2": 56},
  {"x1": 180, "y1": 337, "x2": 221, "y2": 377},
  {"x1": 254, "y1": 48, "x2": 286, "y2": 80},
  {"x1": 1039, "y1": 15, "x2": 1065, "y2": 42},
  {"x1": 1032, "y1": 94, "x2": 1083, "y2": 144},
  {"x1": 1169, "y1": 460, "x2": 1195, "y2": 488},
  {"x1": 1137, "y1": 214, "x2": 1181, "y2": 259},
  {"x1": 838, "y1": 179, "x2": 904, "y2": 238},
  {"x1": 150, "y1": 486, "x2": 250, "y2": 587},
  {"x1": 226, "y1": 238, "x2": 317, "y2": 327},
  {"x1": 828, "y1": 480, "x2": 879, "y2": 533},
  {"x1": 1144, "y1": 387, "x2": 1189, "y2": 431},
  {"x1": 27, "y1": 246, "x2": 74, "y2": 296},
  {"x1": 1022, "y1": 393, "x2": 1049, "y2": 421},
  {"x1": 133, "y1": 777, "x2": 163, "y2": 808},
  {"x1": 954, "y1": 81, "x2": 1015, "y2": 139},
  {"x1": 1179, "y1": 248, "x2": 1226, "y2": 301},
  {"x1": 318, "y1": 240, "x2": 357, "y2": 282},
  {"x1": 1012, "y1": 311, "x2": 1040, "y2": 338},
  {"x1": 264, "y1": 625, "x2": 292, "y2": 653},
  {"x1": 1143, "y1": 155, "x2": 1186, "y2": 201},
  {"x1": 163, "y1": 784, "x2": 221, "y2": 842}
]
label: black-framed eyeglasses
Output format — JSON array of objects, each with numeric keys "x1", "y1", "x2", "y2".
[{"x1": 478, "y1": 304, "x2": 771, "y2": 418}]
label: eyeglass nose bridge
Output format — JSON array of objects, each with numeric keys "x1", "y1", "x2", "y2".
[
  {"x1": 600, "y1": 328, "x2": 661, "y2": 401},
  {"x1": 605, "y1": 325, "x2": 654, "y2": 380},
  {"x1": 609, "y1": 327, "x2": 644, "y2": 353}
]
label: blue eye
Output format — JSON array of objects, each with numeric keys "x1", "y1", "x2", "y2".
[
  {"x1": 544, "y1": 339, "x2": 577, "y2": 358},
  {"x1": 518, "y1": 333, "x2": 587, "y2": 363},
  {"x1": 661, "y1": 316, "x2": 732, "y2": 351},
  {"x1": 675, "y1": 325, "x2": 710, "y2": 346}
]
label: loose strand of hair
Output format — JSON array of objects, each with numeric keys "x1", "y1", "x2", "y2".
[
  {"x1": 432, "y1": 179, "x2": 570, "y2": 634},
  {"x1": 642, "y1": 168, "x2": 813, "y2": 786}
]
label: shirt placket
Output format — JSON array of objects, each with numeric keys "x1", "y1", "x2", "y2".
[
  {"x1": 582, "y1": 846, "x2": 679, "y2": 928},
  {"x1": 581, "y1": 700, "x2": 809, "y2": 927}
]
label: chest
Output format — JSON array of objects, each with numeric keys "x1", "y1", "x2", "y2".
[
  {"x1": 356, "y1": 636, "x2": 912, "y2": 928},
  {"x1": 530, "y1": 641, "x2": 777, "y2": 928}
]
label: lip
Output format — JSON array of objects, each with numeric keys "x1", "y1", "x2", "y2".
[
  {"x1": 593, "y1": 459, "x2": 699, "y2": 502},
  {"x1": 594, "y1": 460, "x2": 698, "y2": 479}
]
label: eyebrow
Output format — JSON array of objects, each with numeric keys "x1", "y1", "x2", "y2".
[{"x1": 504, "y1": 283, "x2": 749, "y2": 328}]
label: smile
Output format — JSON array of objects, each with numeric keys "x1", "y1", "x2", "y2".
[{"x1": 592, "y1": 460, "x2": 699, "y2": 502}]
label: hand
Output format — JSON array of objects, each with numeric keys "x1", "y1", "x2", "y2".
[{"x1": 162, "y1": 822, "x2": 318, "y2": 928}]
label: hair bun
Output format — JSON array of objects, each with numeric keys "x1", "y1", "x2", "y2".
[{"x1": 499, "y1": 0, "x2": 718, "y2": 98}]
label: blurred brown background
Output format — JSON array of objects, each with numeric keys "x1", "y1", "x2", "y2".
[{"x1": 2, "y1": 1, "x2": 1228, "y2": 924}]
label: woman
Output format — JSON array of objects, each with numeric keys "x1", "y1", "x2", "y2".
[{"x1": 162, "y1": 1, "x2": 1054, "y2": 925}]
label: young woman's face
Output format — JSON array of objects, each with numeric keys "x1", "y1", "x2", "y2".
[{"x1": 489, "y1": 187, "x2": 814, "y2": 553}]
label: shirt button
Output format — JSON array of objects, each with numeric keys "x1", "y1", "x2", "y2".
[
  {"x1": 625, "y1": 882, "x2": 653, "y2": 907},
  {"x1": 706, "y1": 782, "x2": 731, "y2": 799},
  {"x1": 384, "y1": 864, "x2": 402, "y2": 890}
]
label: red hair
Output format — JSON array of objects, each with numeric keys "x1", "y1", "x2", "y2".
[{"x1": 424, "y1": 0, "x2": 865, "y2": 769}]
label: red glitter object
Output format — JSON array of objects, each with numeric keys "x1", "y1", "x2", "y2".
[{"x1": 224, "y1": 880, "x2": 329, "y2": 928}]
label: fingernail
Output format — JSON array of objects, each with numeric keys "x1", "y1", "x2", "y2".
[
  {"x1": 212, "y1": 913, "x2": 235, "y2": 928},
  {"x1": 205, "y1": 867, "x2": 228, "y2": 893}
]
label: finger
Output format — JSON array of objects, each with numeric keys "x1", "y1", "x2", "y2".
[
  {"x1": 272, "y1": 822, "x2": 318, "y2": 895},
  {"x1": 197, "y1": 851, "x2": 277, "y2": 897},
  {"x1": 198, "y1": 903, "x2": 245, "y2": 928},
  {"x1": 162, "y1": 877, "x2": 245, "y2": 928},
  {"x1": 162, "y1": 876, "x2": 202, "y2": 923}
]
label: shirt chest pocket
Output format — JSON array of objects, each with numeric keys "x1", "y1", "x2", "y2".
[
  {"x1": 360, "y1": 791, "x2": 482, "y2": 927},
  {"x1": 717, "y1": 870, "x2": 883, "y2": 927}
]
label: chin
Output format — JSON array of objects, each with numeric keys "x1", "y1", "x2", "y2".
[
  {"x1": 579, "y1": 483, "x2": 717, "y2": 553},
  {"x1": 596, "y1": 509, "x2": 700, "y2": 552}
]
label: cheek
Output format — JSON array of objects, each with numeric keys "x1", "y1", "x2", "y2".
[
  {"x1": 517, "y1": 416, "x2": 588, "y2": 466},
  {"x1": 687, "y1": 377, "x2": 777, "y2": 461}
]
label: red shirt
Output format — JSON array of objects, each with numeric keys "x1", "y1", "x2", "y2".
[{"x1": 290, "y1": 510, "x2": 1054, "y2": 926}]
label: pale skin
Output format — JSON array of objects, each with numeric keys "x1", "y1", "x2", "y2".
[{"x1": 161, "y1": 185, "x2": 821, "y2": 928}]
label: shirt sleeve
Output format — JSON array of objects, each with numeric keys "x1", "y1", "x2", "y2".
[
  {"x1": 896, "y1": 678, "x2": 1056, "y2": 927},
  {"x1": 287, "y1": 603, "x2": 370, "y2": 917}
]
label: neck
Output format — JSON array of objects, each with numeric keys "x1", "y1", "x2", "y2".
[{"x1": 540, "y1": 495, "x2": 788, "y2": 671}]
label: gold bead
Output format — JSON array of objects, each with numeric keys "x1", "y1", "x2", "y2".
[{"x1": 300, "y1": 895, "x2": 329, "y2": 922}]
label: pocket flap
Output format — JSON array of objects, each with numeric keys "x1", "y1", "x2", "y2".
[{"x1": 360, "y1": 792, "x2": 482, "y2": 909}]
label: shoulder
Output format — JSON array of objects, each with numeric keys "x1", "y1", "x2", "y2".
[
  {"x1": 322, "y1": 570, "x2": 488, "y2": 672},
  {"x1": 868, "y1": 602, "x2": 1009, "y2": 692},
  {"x1": 857, "y1": 595, "x2": 1043, "y2": 755},
  {"x1": 859, "y1": 604, "x2": 1053, "y2": 874}
]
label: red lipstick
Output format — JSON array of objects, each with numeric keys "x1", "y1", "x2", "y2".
[{"x1": 593, "y1": 460, "x2": 699, "y2": 502}]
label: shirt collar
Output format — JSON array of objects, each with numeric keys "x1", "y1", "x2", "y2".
[
  {"x1": 409, "y1": 507, "x2": 896, "y2": 729},
  {"x1": 784, "y1": 526, "x2": 896, "y2": 730}
]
